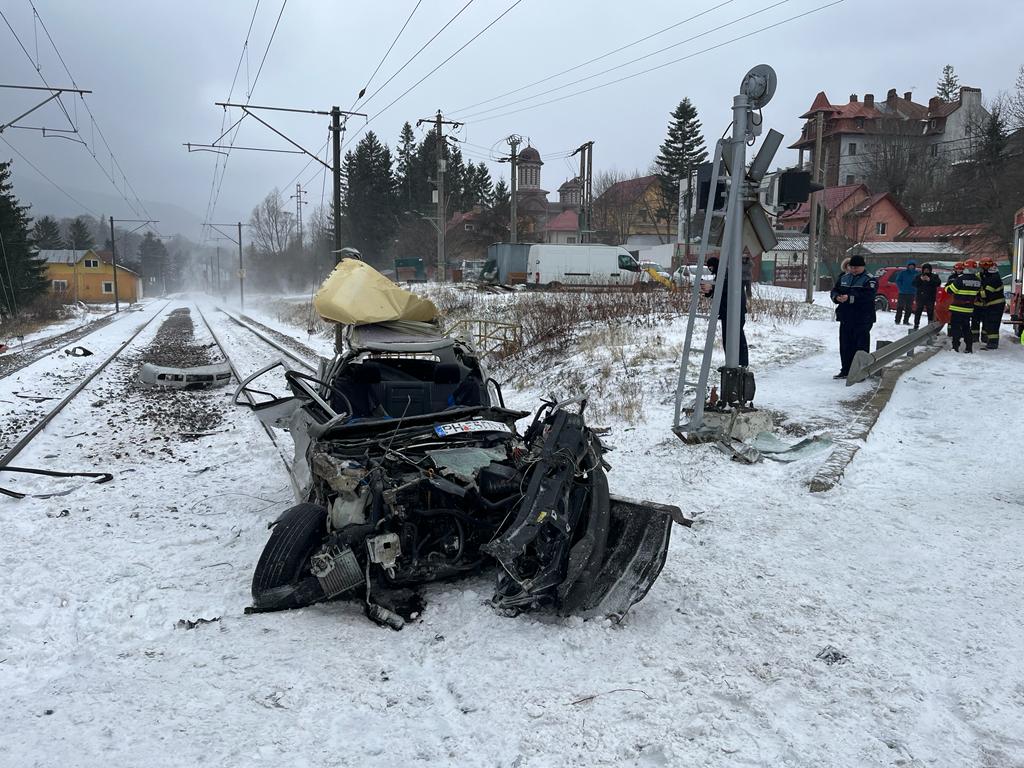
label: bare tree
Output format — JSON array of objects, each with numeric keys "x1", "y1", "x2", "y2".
[
  {"x1": 592, "y1": 169, "x2": 643, "y2": 245},
  {"x1": 248, "y1": 188, "x2": 296, "y2": 289}
]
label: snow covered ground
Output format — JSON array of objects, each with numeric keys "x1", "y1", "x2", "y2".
[{"x1": 1, "y1": 294, "x2": 1021, "y2": 767}]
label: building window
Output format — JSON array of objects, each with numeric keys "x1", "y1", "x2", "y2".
[
  {"x1": 845, "y1": 175, "x2": 855, "y2": 185},
  {"x1": 855, "y1": 117, "x2": 865, "y2": 129},
  {"x1": 875, "y1": 222, "x2": 887, "y2": 236},
  {"x1": 84, "y1": 259, "x2": 99, "y2": 268},
  {"x1": 566, "y1": 236, "x2": 577, "y2": 244},
  {"x1": 102, "y1": 281, "x2": 114, "y2": 294},
  {"x1": 848, "y1": 142, "x2": 857, "y2": 156},
  {"x1": 930, "y1": 143, "x2": 939, "y2": 157},
  {"x1": 52, "y1": 279, "x2": 68, "y2": 292},
  {"x1": 464, "y1": 223, "x2": 475, "y2": 232}
]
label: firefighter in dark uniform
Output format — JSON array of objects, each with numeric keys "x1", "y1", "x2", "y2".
[
  {"x1": 978, "y1": 257, "x2": 1005, "y2": 349},
  {"x1": 946, "y1": 264, "x2": 982, "y2": 352},
  {"x1": 963, "y1": 259, "x2": 983, "y2": 344},
  {"x1": 829, "y1": 253, "x2": 877, "y2": 378}
]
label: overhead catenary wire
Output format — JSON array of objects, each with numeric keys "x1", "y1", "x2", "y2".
[
  {"x1": 16, "y1": 2, "x2": 160, "y2": 233},
  {"x1": 355, "y1": 0, "x2": 475, "y2": 112},
  {"x1": 341, "y1": 0, "x2": 525, "y2": 153},
  {"x1": 275, "y1": 0, "x2": 479, "y2": 190},
  {"x1": 457, "y1": 0, "x2": 845, "y2": 126},
  {"x1": 454, "y1": 0, "x2": 792, "y2": 122},
  {"x1": 350, "y1": 0, "x2": 424, "y2": 111},
  {"x1": 203, "y1": 0, "x2": 288, "y2": 243},
  {"x1": 0, "y1": 135, "x2": 101, "y2": 217},
  {"x1": 451, "y1": 0, "x2": 738, "y2": 115}
]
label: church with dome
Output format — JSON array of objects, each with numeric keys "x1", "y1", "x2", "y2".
[{"x1": 514, "y1": 145, "x2": 583, "y2": 244}]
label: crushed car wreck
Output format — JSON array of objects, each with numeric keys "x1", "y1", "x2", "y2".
[{"x1": 237, "y1": 260, "x2": 680, "y2": 628}]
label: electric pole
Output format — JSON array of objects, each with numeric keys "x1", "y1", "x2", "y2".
[
  {"x1": 805, "y1": 110, "x2": 824, "y2": 302},
  {"x1": 108, "y1": 217, "x2": 159, "y2": 313},
  {"x1": 204, "y1": 222, "x2": 248, "y2": 309},
  {"x1": 187, "y1": 102, "x2": 365, "y2": 268},
  {"x1": 499, "y1": 134, "x2": 523, "y2": 243},
  {"x1": 290, "y1": 182, "x2": 307, "y2": 252},
  {"x1": 417, "y1": 110, "x2": 461, "y2": 282},
  {"x1": 571, "y1": 141, "x2": 594, "y2": 243}
]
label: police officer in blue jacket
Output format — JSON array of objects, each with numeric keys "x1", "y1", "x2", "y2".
[{"x1": 830, "y1": 254, "x2": 878, "y2": 379}]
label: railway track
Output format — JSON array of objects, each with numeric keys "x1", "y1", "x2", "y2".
[
  {"x1": 0, "y1": 301, "x2": 171, "y2": 475},
  {"x1": 0, "y1": 309, "x2": 121, "y2": 380}
]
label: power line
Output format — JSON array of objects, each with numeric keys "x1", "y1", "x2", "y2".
[
  {"x1": 342, "y1": 0, "x2": 525, "y2": 153},
  {"x1": 455, "y1": 0, "x2": 792, "y2": 122},
  {"x1": 459, "y1": 1, "x2": 844, "y2": 126},
  {"x1": 452, "y1": 0, "x2": 738, "y2": 115},
  {"x1": 203, "y1": 0, "x2": 288, "y2": 242},
  {"x1": 202, "y1": 0, "x2": 261, "y2": 241},
  {"x1": 356, "y1": 0, "x2": 475, "y2": 112},
  {"x1": 1, "y1": 135, "x2": 101, "y2": 217},
  {"x1": 351, "y1": 0, "x2": 424, "y2": 110},
  {"x1": 23, "y1": 1, "x2": 158, "y2": 231}
]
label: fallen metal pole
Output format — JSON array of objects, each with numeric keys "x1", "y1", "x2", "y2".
[{"x1": 846, "y1": 321, "x2": 943, "y2": 385}]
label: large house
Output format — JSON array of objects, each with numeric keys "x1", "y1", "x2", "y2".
[
  {"x1": 790, "y1": 86, "x2": 988, "y2": 187},
  {"x1": 43, "y1": 249, "x2": 143, "y2": 303},
  {"x1": 592, "y1": 174, "x2": 676, "y2": 247}
]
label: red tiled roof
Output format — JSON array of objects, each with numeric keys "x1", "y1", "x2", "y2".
[
  {"x1": 800, "y1": 91, "x2": 838, "y2": 118},
  {"x1": 544, "y1": 209, "x2": 579, "y2": 232},
  {"x1": 779, "y1": 184, "x2": 867, "y2": 220}
]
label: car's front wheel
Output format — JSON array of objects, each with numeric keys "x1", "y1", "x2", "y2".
[{"x1": 251, "y1": 503, "x2": 327, "y2": 612}]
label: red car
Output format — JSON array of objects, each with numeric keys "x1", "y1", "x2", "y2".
[{"x1": 873, "y1": 266, "x2": 952, "y2": 320}]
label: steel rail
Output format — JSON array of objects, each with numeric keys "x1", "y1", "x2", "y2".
[
  {"x1": 0, "y1": 309, "x2": 120, "y2": 381},
  {"x1": 215, "y1": 308, "x2": 318, "y2": 372},
  {"x1": 0, "y1": 301, "x2": 171, "y2": 467},
  {"x1": 192, "y1": 304, "x2": 299, "y2": 496}
]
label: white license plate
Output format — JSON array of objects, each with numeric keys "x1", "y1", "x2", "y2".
[{"x1": 434, "y1": 419, "x2": 512, "y2": 437}]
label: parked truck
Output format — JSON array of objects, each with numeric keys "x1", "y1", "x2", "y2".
[{"x1": 481, "y1": 243, "x2": 641, "y2": 288}]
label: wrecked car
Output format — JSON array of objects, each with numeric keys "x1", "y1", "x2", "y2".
[{"x1": 236, "y1": 260, "x2": 679, "y2": 628}]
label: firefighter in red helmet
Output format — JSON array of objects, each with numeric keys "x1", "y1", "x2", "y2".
[
  {"x1": 977, "y1": 257, "x2": 1005, "y2": 349},
  {"x1": 946, "y1": 260, "x2": 982, "y2": 352},
  {"x1": 963, "y1": 259, "x2": 983, "y2": 344}
]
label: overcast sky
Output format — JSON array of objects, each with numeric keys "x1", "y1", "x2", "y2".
[{"x1": 1, "y1": 0, "x2": 1019, "y2": 240}]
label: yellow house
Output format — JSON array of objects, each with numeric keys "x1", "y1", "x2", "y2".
[{"x1": 42, "y1": 249, "x2": 143, "y2": 304}]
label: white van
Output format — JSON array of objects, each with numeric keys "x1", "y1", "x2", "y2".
[{"x1": 526, "y1": 244, "x2": 641, "y2": 287}]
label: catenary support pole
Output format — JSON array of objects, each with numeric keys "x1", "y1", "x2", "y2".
[
  {"x1": 331, "y1": 106, "x2": 343, "y2": 264},
  {"x1": 237, "y1": 221, "x2": 245, "y2": 310},
  {"x1": 109, "y1": 216, "x2": 120, "y2": 313}
]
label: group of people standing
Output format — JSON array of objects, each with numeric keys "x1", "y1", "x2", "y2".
[
  {"x1": 945, "y1": 258, "x2": 1006, "y2": 353},
  {"x1": 830, "y1": 256, "x2": 1007, "y2": 377}
]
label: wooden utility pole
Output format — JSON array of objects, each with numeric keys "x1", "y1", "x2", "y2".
[
  {"x1": 805, "y1": 111, "x2": 825, "y2": 302},
  {"x1": 417, "y1": 110, "x2": 461, "y2": 281}
]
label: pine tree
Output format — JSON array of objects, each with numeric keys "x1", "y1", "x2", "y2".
[
  {"x1": 341, "y1": 131, "x2": 399, "y2": 264},
  {"x1": 137, "y1": 231, "x2": 168, "y2": 292},
  {"x1": 32, "y1": 215, "x2": 65, "y2": 249},
  {"x1": 655, "y1": 98, "x2": 708, "y2": 225},
  {"x1": 66, "y1": 216, "x2": 95, "y2": 249},
  {"x1": 396, "y1": 121, "x2": 417, "y2": 209},
  {"x1": 465, "y1": 162, "x2": 494, "y2": 208},
  {"x1": 937, "y1": 65, "x2": 960, "y2": 102},
  {"x1": 0, "y1": 160, "x2": 48, "y2": 317}
]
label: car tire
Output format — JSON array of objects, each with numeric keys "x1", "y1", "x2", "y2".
[
  {"x1": 251, "y1": 503, "x2": 327, "y2": 611},
  {"x1": 874, "y1": 295, "x2": 889, "y2": 312}
]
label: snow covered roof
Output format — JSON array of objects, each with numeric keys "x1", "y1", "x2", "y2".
[
  {"x1": 770, "y1": 235, "x2": 809, "y2": 251},
  {"x1": 847, "y1": 241, "x2": 964, "y2": 256},
  {"x1": 40, "y1": 249, "x2": 94, "y2": 265}
]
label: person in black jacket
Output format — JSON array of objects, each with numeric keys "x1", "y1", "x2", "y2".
[
  {"x1": 703, "y1": 256, "x2": 749, "y2": 367},
  {"x1": 977, "y1": 257, "x2": 1005, "y2": 349},
  {"x1": 830, "y1": 254, "x2": 877, "y2": 379},
  {"x1": 912, "y1": 263, "x2": 940, "y2": 329}
]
